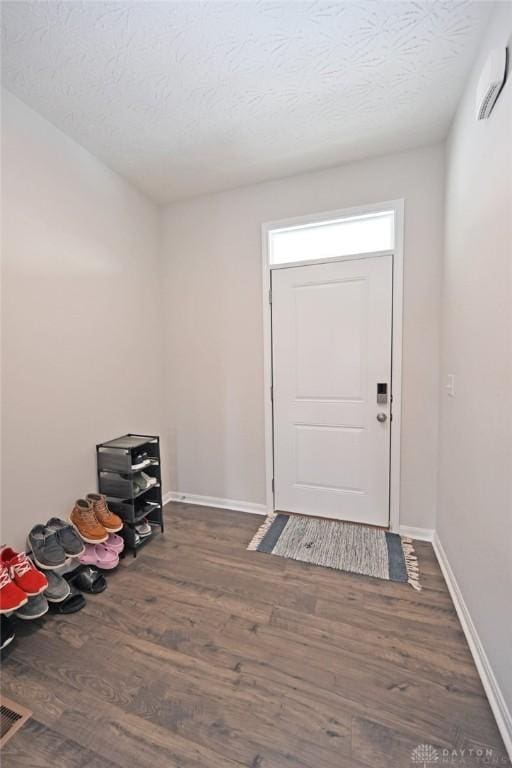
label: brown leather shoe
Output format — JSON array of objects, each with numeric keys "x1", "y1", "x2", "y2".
[
  {"x1": 86, "y1": 494, "x2": 123, "y2": 533},
  {"x1": 70, "y1": 499, "x2": 108, "y2": 543}
]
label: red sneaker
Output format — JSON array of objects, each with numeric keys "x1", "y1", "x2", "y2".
[
  {"x1": 0, "y1": 565, "x2": 27, "y2": 613},
  {"x1": 0, "y1": 548, "x2": 48, "y2": 596}
]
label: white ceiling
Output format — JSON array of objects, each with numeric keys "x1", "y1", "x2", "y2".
[{"x1": 2, "y1": 1, "x2": 492, "y2": 203}]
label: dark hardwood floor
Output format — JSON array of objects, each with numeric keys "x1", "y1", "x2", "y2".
[{"x1": 1, "y1": 503, "x2": 508, "y2": 767}]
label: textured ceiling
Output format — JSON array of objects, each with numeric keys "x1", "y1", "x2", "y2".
[{"x1": 2, "y1": 1, "x2": 493, "y2": 203}]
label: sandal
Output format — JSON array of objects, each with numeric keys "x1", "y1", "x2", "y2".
[
  {"x1": 79, "y1": 543, "x2": 119, "y2": 570},
  {"x1": 67, "y1": 565, "x2": 107, "y2": 594},
  {"x1": 48, "y1": 585, "x2": 86, "y2": 614},
  {"x1": 105, "y1": 533, "x2": 124, "y2": 554}
]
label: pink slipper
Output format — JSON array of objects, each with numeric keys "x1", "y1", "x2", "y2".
[
  {"x1": 78, "y1": 544, "x2": 97, "y2": 566},
  {"x1": 79, "y1": 543, "x2": 119, "y2": 570},
  {"x1": 105, "y1": 533, "x2": 124, "y2": 554}
]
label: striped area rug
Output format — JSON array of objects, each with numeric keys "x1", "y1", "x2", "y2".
[{"x1": 248, "y1": 513, "x2": 421, "y2": 590}]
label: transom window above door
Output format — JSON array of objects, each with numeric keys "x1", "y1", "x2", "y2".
[{"x1": 269, "y1": 209, "x2": 395, "y2": 266}]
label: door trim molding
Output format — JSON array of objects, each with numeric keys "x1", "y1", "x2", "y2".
[{"x1": 261, "y1": 199, "x2": 404, "y2": 532}]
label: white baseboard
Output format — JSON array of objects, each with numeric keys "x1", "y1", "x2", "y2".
[
  {"x1": 163, "y1": 491, "x2": 267, "y2": 516},
  {"x1": 398, "y1": 526, "x2": 434, "y2": 541},
  {"x1": 163, "y1": 494, "x2": 434, "y2": 537},
  {"x1": 433, "y1": 532, "x2": 512, "y2": 760},
  {"x1": 163, "y1": 498, "x2": 434, "y2": 537}
]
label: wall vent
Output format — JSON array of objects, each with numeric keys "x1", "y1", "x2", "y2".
[{"x1": 0, "y1": 697, "x2": 32, "y2": 747}]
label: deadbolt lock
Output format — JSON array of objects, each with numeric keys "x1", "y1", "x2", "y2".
[{"x1": 377, "y1": 382, "x2": 388, "y2": 404}]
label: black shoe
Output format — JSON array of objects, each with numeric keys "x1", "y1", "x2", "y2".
[
  {"x1": 1, "y1": 615, "x2": 16, "y2": 650},
  {"x1": 131, "y1": 451, "x2": 148, "y2": 469}
]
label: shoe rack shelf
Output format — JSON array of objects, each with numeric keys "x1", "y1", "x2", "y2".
[{"x1": 96, "y1": 433, "x2": 164, "y2": 557}]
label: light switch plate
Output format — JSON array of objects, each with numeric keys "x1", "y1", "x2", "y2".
[{"x1": 446, "y1": 374, "x2": 455, "y2": 397}]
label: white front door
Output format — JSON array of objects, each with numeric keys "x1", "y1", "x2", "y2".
[{"x1": 271, "y1": 254, "x2": 393, "y2": 526}]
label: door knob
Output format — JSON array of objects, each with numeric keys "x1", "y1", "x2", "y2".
[{"x1": 376, "y1": 413, "x2": 387, "y2": 422}]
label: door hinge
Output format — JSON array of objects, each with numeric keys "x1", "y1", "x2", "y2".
[
  {"x1": 271, "y1": 478, "x2": 275, "y2": 493},
  {"x1": 270, "y1": 384, "x2": 273, "y2": 402},
  {"x1": 268, "y1": 288, "x2": 272, "y2": 304}
]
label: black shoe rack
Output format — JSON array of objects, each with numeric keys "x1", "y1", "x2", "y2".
[{"x1": 96, "y1": 433, "x2": 164, "y2": 557}]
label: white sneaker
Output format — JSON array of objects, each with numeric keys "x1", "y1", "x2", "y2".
[
  {"x1": 132, "y1": 471, "x2": 157, "y2": 494},
  {"x1": 135, "y1": 519, "x2": 152, "y2": 537},
  {"x1": 131, "y1": 458, "x2": 150, "y2": 470},
  {"x1": 140, "y1": 471, "x2": 157, "y2": 488}
]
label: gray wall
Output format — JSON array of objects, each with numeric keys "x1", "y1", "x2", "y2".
[
  {"x1": 1, "y1": 91, "x2": 164, "y2": 550},
  {"x1": 438, "y1": 2, "x2": 512, "y2": 722},
  {"x1": 161, "y1": 143, "x2": 445, "y2": 530}
]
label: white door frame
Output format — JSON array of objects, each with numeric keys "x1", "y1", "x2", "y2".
[{"x1": 261, "y1": 199, "x2": 404, "y2": 533}]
